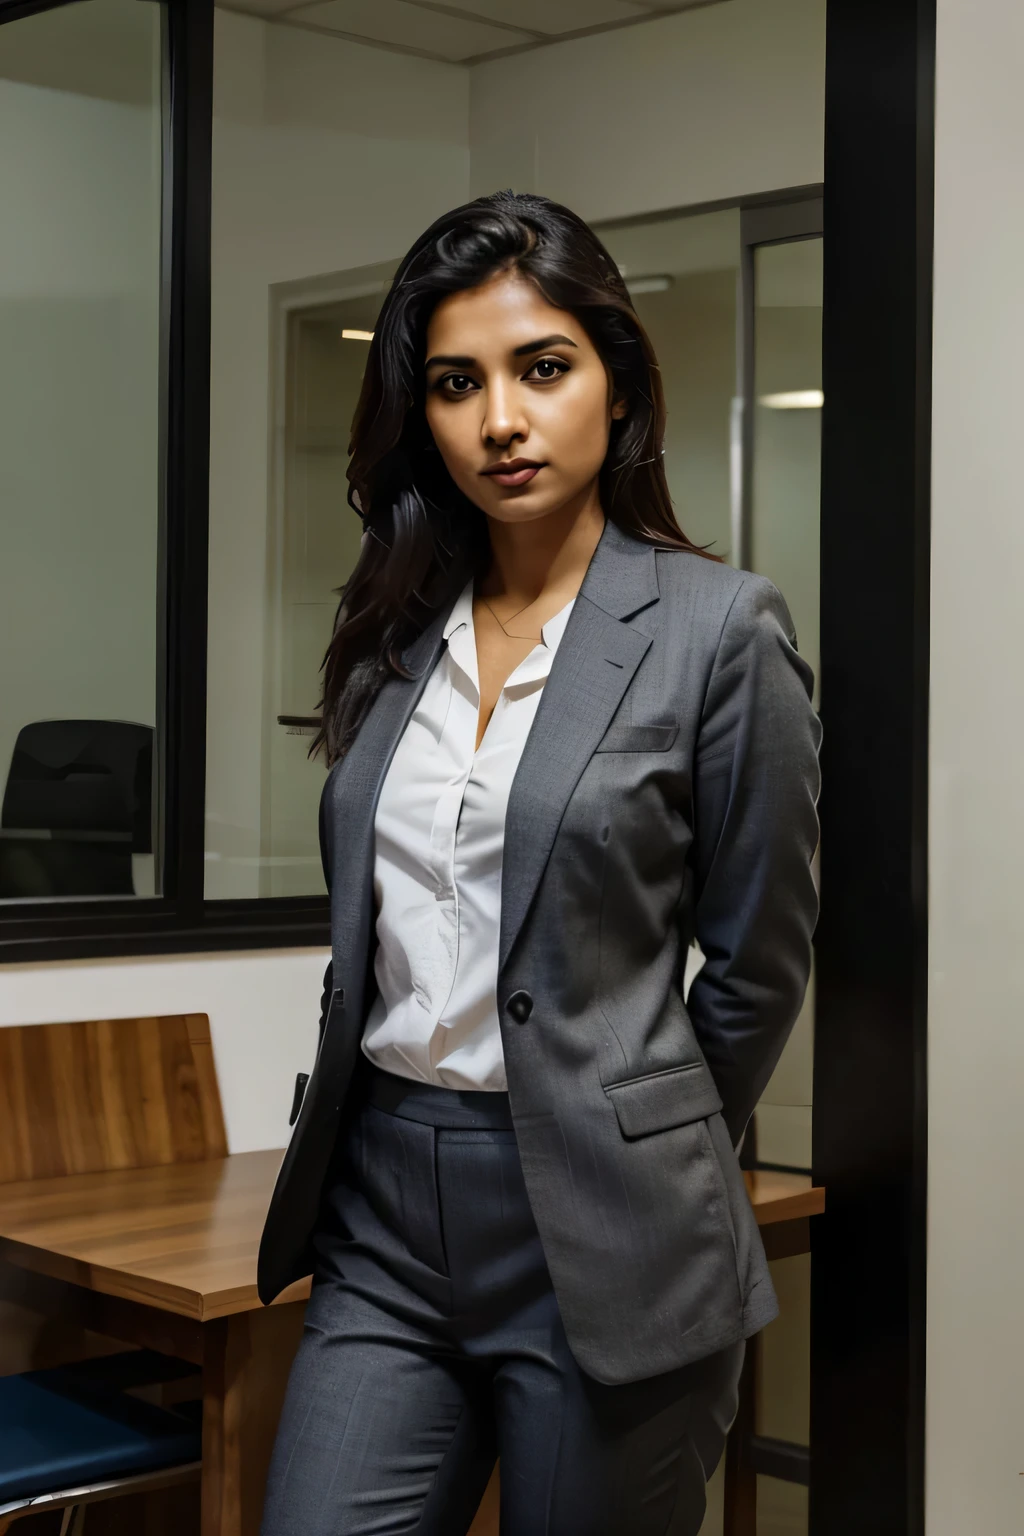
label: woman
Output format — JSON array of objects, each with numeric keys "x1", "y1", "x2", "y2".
[{"x1": 258, "y1": 190, "x2": 821, "y2": 1535}]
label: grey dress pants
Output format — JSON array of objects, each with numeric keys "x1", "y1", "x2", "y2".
[{"x1": 260, "y1": 1062, "x2": 743, "y2": 1536}]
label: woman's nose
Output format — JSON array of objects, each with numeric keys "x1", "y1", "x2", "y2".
[{"x1": 481, "y1": 379, "x2": 528, "y2": 448}]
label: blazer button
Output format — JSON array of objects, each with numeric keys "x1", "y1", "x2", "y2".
[{"x1": 507, "y1": 990, "x2": 533, "y2": 1024}]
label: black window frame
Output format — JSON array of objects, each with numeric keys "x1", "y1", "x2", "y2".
[{"x1": 0, "y1": 0, "x2": 331, "y2": 962}]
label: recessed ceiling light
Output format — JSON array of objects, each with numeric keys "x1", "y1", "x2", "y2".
[
  {"x1": 341, "y1": 328, "x2": 374, "y2": 342},
  {"x1": 760, "y1": 389, "x2": 824, "y2": 409}
]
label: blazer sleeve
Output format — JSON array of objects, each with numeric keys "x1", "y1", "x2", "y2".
[{"x1": 686, "y1": 573, "x2": 822, "y2": 1147}]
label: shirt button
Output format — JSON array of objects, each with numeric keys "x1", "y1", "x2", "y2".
[{"x1": 506, "y1": 990, "x2": 533, "y2": 1024}]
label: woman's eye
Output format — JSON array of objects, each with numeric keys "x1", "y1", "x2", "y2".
[
  {"x1": 527, "y1": 357, "x2": 569, "y2": 381},
  {"x1": 441, "y1": 373, "x2": 476, "y2": 394}
]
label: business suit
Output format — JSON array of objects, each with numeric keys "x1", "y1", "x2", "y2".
[{"x1": 258, "y1": 516, "x2": 820, "y2": 1530}]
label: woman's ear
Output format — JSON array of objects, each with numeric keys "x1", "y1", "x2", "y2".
[{"x1": 611, "y1": 394, "x2": 629, "y2": 421}]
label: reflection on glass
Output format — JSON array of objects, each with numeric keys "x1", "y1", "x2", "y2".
[
  {"x1": 743, "y1": 237, "x2": 822, "y2": 1536},
  {"x1": 0, "y1": 0, "x2": 164, "y2": 901},
  {"x1": 265, "y1": 281, "x2": 390, "y2": 899},
  {"x1": 599, "y1": 209, "x2": 741, "y2": 563},
  {"x1": 204, "y1": 260, "x2": 396, "y2": 900},
  {"x1": 748, "y1": 234, "x2": 822, "y2": 1173},
  {"x1": 752, "y1": 236, "x2": 822, "y2": 708}
]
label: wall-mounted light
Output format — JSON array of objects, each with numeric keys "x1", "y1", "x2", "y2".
[
  {"x1": 341, "y1": 328, "x2": 374, "y2": 341},
  {"x1": 759, "y1": 389, "x2": 824, "y2": 409}
]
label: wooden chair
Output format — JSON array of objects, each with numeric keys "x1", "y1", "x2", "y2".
[
  {"x1": 0, "y1": 1014, "x2": 225, "y2": 1531},
  {"x1": 0, "y1": 1013, "x2": 227, "y2": 1184}
]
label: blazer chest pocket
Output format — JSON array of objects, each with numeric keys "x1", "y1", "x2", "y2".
[
  {"x1": 594, "y1": 722, "x2": 679, "y2": 753},
  {"x1": 604, "y1": 1062, "x2": 723, "y2": 1139}
]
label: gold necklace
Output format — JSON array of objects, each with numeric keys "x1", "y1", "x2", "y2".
[{"x1": 478, "y1": 591, "x2": 543, "y2": 642}]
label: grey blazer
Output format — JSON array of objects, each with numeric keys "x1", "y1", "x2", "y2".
[{"x1": 258, "y1": 517, "x2": 822, "y2": 1386}]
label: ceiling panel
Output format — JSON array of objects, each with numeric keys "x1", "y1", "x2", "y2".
[
  {"x1": 426, "y1": 0, "x2": 648, "y2": 36},
  {"x1": 217, "y1": 0, "x2": 727, "y2": 61},
  {"x1": 282, "y1": 0, "x2": 533, "y2": 59}
]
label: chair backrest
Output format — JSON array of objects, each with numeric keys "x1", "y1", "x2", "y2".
[
  {"x1": 1, "y1": 720, "x2": 153, "y2": 847},
  {"x1": 0, "y1": 1015, "x2": 227, "y2": 1184},
  {"x1": 0, "y1": 720, "x2": 154, "y2": 900}
]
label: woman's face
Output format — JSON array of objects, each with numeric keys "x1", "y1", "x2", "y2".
[{"x1": 423, "y1": 269, "x2": 626, "y2": 526}]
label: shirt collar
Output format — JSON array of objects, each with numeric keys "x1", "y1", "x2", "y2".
[
  {"x1": 443, "y1": 580, "x2": 577, "y2": 696},
  {"x1": 442, "y1": 578, "x2": 475, "y2": 644}
]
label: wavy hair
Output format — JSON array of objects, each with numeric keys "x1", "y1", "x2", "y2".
[{"x1": 316, "y1": 189, "x2": 719, "y2": 763}]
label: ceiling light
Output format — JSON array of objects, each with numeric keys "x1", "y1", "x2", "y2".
[
  {"x1": 625, "y1": 275, "x2": 673, "y2": 295},
  {"x1": 341, "y1": 328, "x2": 374, "y2": 341},
  {"x1": 760, "y1": 389, "x2": 824, "y2": 409}
]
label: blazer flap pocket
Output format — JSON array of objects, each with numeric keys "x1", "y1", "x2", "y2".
[
  {"x1": 604, "y1": 1062, "x2": 723, "y2": 1139},
  {"x1": 594, "y1": 723, "x2": 679, "y2": 753}
]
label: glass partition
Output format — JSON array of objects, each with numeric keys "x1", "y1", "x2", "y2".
[
  {"x1": 753, "y1": 236, "x2": 823, "y2": 708},
  {"x1": 741, "y1": 226, "x2": 822, "y2": 1536},
  {"x1": 600, "y1": 209, "x2": 741, "y2": 563},
  {"x1": 260, "y1": 273, "x2": 394, "y2": 899},
  {"x1": 0, "y1": 0, "x2": 165, "y2": 902}
]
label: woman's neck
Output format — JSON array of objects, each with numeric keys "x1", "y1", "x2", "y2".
[{"x1": 480, "y1": 488, "x2": 606, "y2": 607}]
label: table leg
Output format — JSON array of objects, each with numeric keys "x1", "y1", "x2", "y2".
[{"x1": 201, "y1": 1301, "x2": 305, "y2": 1536}]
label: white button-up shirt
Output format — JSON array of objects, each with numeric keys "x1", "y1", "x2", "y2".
[{"x1": 361, "y1": 578, "x2": 576, "y2": 1090}]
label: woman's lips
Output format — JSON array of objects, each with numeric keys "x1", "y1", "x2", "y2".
[{"x1": 481, "y1": 461, "x2": 545, "y2": 488}]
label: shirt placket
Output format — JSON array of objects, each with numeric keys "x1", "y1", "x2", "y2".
[
  {"x1": 427, "y1": 640, "x2": 477, "y2": 1025},
  {"x1": 424, "y1": 611, "x2": 559, "y2": 1035}
]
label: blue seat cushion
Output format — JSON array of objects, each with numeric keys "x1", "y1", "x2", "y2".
[{"x1": 0, "y1": 1366, "x2": 201, "y2": 1503}]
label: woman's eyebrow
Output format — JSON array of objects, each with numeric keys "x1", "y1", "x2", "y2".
[
  {"x1": 425, "y1": 353, "x2": 475, "y2": 370},
  {"x1": 424, "y1": 334, "x2": 579, "y2": 371},
  {"x1": 512, "y1": 333, "x2": 578, "y2": 357}
]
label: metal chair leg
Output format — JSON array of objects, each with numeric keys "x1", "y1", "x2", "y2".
[{"x1": 723, "y1": 1336, "x2": 758, "y2": 1536}]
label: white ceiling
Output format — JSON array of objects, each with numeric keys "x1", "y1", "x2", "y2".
[{"x1": 215, "y1": 0, "x2": 722, "y2": 66}]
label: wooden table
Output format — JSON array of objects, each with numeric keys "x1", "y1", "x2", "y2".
[
  {"x1": 0, "y1": 1152, "x2": 824, "y2": 1536},
  {"x1": 722, "y1": 1168, "x2": 826, "y2": 1536},
  {"x1": 743, "y1": 1167, "x2": 825, "y2": 1256},
  {"x1": 0, "y1": 1150, "x2": 306, "y2": 1536}
]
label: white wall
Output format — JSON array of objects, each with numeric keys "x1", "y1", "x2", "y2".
[
  {"x1": 927, "y1": 1, "x2": 1024, "y2": 1529},
  {"x1": 469, "y1": 0, "x2": 825, "y2": 220},
  {"x1": 0, "y1": 948, "x2": 327, "y2": 1153}
]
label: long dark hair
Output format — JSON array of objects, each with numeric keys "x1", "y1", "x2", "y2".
[{"x1": 316, "y1": 189, "x2": 718, "y2": 764}]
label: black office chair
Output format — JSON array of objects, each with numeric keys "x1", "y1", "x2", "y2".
[{"x1": 0, "y1": 721, "x2": 153, "y2": 899}]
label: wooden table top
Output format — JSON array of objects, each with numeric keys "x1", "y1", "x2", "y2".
[
  {"x1": 744, "y1": 1167, "x2": 825, "y2": 1224},
  {"x1": 0, "y1": 1151, "x2": 824, "y2": 1324},
  {"x1": 0, "y1": 1149, "x2": 308, "y2": 1322}
]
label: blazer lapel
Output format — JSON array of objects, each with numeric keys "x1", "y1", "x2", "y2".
[{"x1": 499, "y1": 522, "x2": 661, "y2": 977}]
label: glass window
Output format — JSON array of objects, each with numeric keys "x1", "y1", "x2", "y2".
[
  {"x1": 599, "y1": 210, "x2": 741, "y2": 564},
  {"x1": 753, "y1": 236, "x2": 823, "y2": 706},
  {"x1": 263, "y1": 271, "x2": 395, "y2": 899},
  {"x1": 747, "y1": 231, "x2": 823, "y2": 1175},
  {"x1": 741, "y1": 229, "x2": 822, "y2": 1536},
  {"x1": 0, "y1": 0, "x2": 165, "y2": 903}
]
